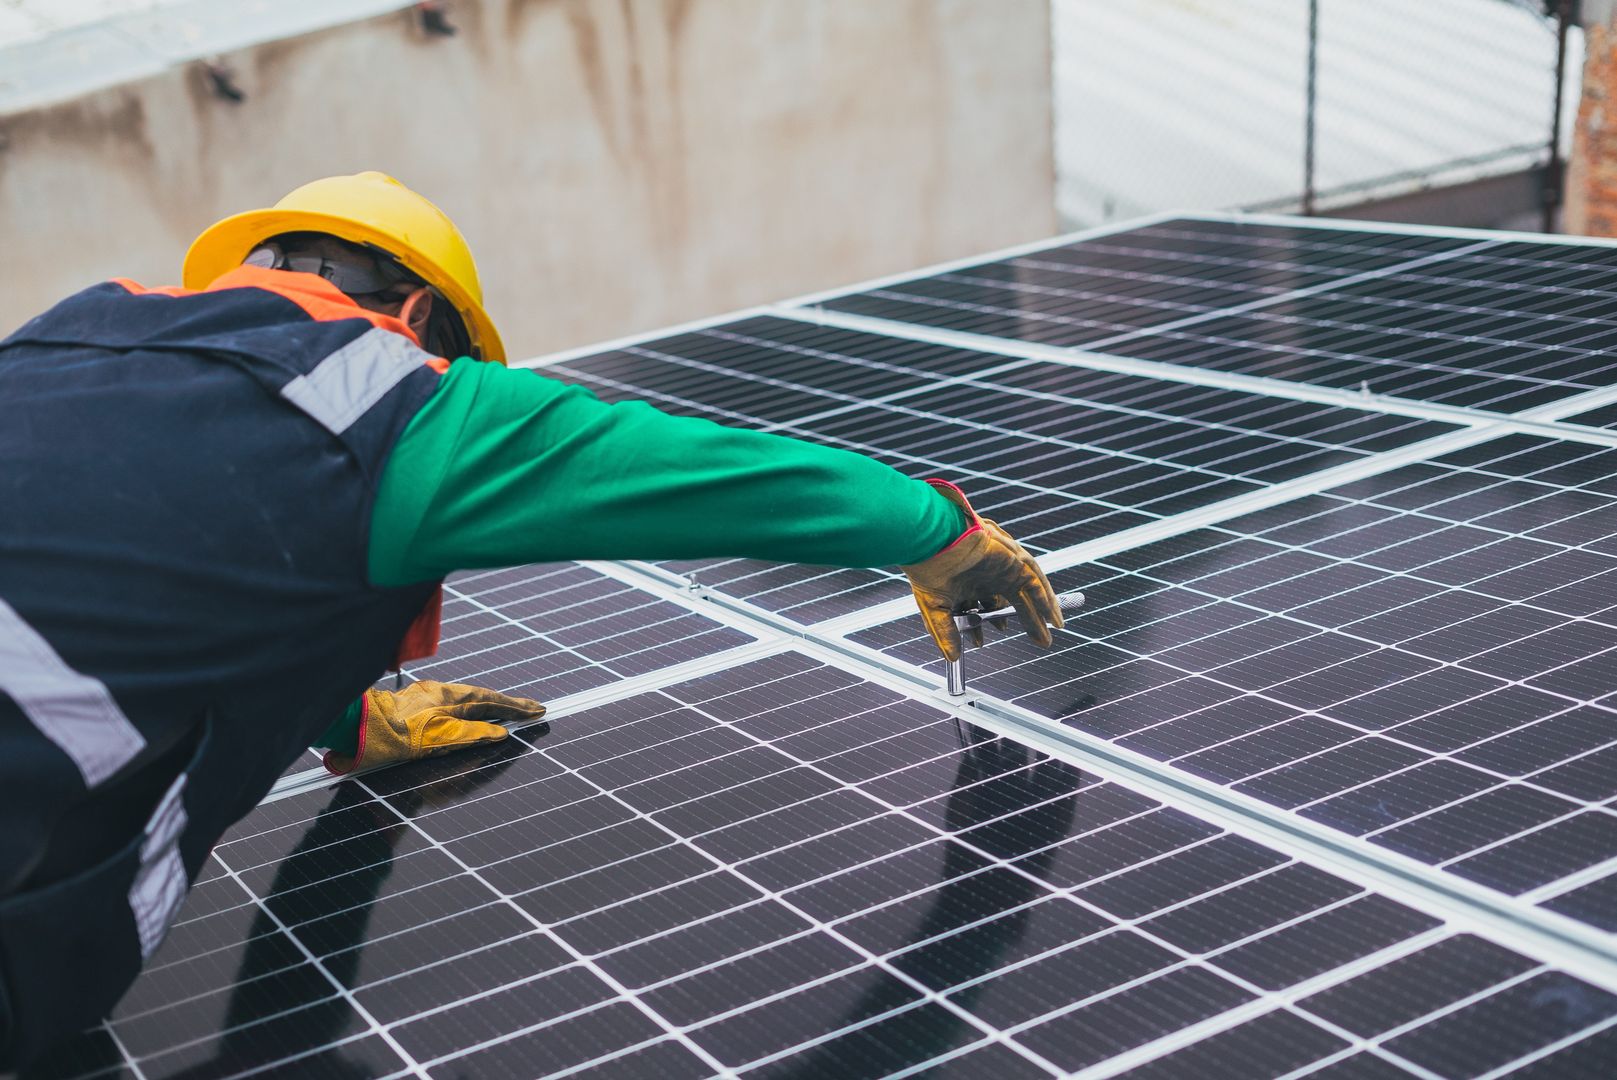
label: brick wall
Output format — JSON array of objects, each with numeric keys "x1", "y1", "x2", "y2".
[{"x1": 1567, "y1": 15, "x2": 1617, "y2": 234}]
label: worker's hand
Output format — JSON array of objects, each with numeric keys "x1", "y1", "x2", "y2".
[
  {"x1": 900, "y1": 480, "x2": 1062, "y2": 663},
  {"x1": 323, "y1": 681, "x2": 545, "y2": 775}
]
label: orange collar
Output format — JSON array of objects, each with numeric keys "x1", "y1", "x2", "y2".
[{"x1": 205, "y1": 266, "x2": 424, "y2": 348}]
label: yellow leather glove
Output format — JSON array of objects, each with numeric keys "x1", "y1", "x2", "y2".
[
  {"x1": 323, "y1": 681, "x2": 545, "y2": 775},
  {"x1": 900, "y1": 480, "x2": 1062, "y2": 663}
]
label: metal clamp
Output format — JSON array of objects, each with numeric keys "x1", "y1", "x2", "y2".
[{"x1": 945, "y1": 591, "x2": 1086, "y2": 697}]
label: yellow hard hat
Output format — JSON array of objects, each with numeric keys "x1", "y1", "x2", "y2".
[{"x1": 183, "y1": 172, "x2": 506, "y2": 364}]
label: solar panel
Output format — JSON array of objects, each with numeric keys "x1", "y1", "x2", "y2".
[
  {"x1": 550, "y1": 315, "x2": 1455, "y2": 625},
  {"x1": 811, "y1": 219, "x2": 1486, "y2": 349},
  {"x1": 810, "y1": 216, "x2": 1617, "y2": 417},
  {"x1": 32, "y1": 652, "x2": 1617, "y2": 1079},
  {"x1": 849, "y1": 432, "x2": 1617, "y2": 928},
  {"x1": 31, "y1": 212, "x2": 1617, "y2": 1078}
]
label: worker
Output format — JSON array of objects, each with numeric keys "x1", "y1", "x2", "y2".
[{"x1": 0, "y1": 172, "x2": 1061, "y2": 1068}]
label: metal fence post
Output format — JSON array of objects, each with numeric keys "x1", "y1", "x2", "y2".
[{"x1": 1304, "y1": 0, "x2": 1320, "y2": 216}]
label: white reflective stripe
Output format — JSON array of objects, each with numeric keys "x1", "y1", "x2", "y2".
[
  {"x1": 280, "y1": 326, "x2": 432, "y2": 434},
  {"x1": 129, "y1": 771, "x2": 189, "y2": 958},
  {"x1": 0, "y1": 595, "x2": 145, "y2": 787}
]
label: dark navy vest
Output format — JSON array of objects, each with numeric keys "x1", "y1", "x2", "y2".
[{"x1": 0, "y1": 273, "x2": 443, "y2": 1067}]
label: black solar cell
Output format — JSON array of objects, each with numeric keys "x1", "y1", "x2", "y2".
[
  {"x1": 814, "y1": 218, "x2": 1617, "y2": 416},
  {"x1": 851, "y1": 434, "x2": 1617, "y2": 924},
  {"x1": 813, "y1": 219, "x2": 1482, "y2": 348},
  {"x1": 35, "y1": 653, "x2": 1616, "y2": 1079}
]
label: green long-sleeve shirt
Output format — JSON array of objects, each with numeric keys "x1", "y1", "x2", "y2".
[
  {"x1": 318, "y1": 357, "x2": 966, "y2": 752},
  {"x1": 369, "y1": 358, "x2": 966, "y2": 585}
]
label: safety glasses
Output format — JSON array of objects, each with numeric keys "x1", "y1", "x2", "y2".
[
  {"x1": 246, "y1": 236, "x2": 478, "y2": 361},
  {"x1": 244, "y1": 240, "x2": 416, "y2": 297}
]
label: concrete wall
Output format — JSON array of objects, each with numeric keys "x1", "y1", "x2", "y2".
[{"x1": 0, "y1": 0, "x2": 1055, "y2": 359}]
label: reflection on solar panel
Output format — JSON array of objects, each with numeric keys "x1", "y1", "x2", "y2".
[
  {"x1": 34, "y1": 213, "x2": 1617, "y2": 1078},
  {"x1": 816, "y1": 220, "x2": 1485, "y2": 349},
  {"x1": 814, "y1": 218, "x2": 1617, "y2": 415}
]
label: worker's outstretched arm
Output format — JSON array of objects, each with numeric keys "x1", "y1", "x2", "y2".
[
  {"x1": 367, "y1": 360, "x2": 969, "y2": 582},
  {"x1": 369, "y1": 359, "x2": 1060, "y2": 664}
]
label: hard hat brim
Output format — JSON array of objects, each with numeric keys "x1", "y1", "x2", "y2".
[{"x1": 183, "y1": 207, "x2": 507, "y2": 365}]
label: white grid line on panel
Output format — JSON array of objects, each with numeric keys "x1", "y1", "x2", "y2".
[
  {"x1": 200, "y1": 851, "x2": 434, "y2": 1080},
  {"x1": 605, "y1": 563, "x2": 1617, "y2": 995},
  {"x1": 508, "y1": 304, "x2": 782, "y2": 371},
  {"x1": 782, "y1": 220, "x2": 1483, "y2": 322},
  {"x1": 344, "y1": 756, "x2": 1092, "y2": 1034},
  {"x1": 1001, "y1": 251, "x2": 1335, "y2": 303},
  {"x1": 101, "y1": 1023, "x2": 148, "y2": 1080},
  {"x1": 1474, "y1": 1013, "x2": 1617, "y2": 1080},
  {"x1": 806, "y1": 234, "x2": 1502, "y2": 364},
  {"x1": 769, "y1": 303, "x2": 1617, "y2": 449},
  {"x1": 1078, "y1": 318, "x2": 1617, "y2": 418},
  {"x1": 1523, "y1": 853, "x2": 1617, "y2": 905},
  {"x1": 238, "y1": 1034, "x2": 401, "y2": 1080},
  {"x1": 265, "y1": 561, "x2": 784, "y2": 802},
  {"x1": 544, "y1": 331, "x2": 1604, "y2": 642},
  {"x1": 991, "y1": 482, "x2": 1617, "y2": 789},
  {"x1": 813, "y1": 423, "x2": 1498, "y2": 637},
  {"x1": 607, "y1": 572, "x2": 1617, "y2": 1034},
  {"x1": 593, "y1": 369, "x2": 1309, "y2": 525},
  {"x1": 264, "y1": 637, "x2": 785, "y2": 803},
  {"x1": 795, "y1": 627, "x2": 1617, "y2": 991},
  {"x1": 316, "y1": 904, "x2": 525, "y2": 1002},
  {"x1": 879, "y1": 1040, "x2": 997, "y2": 1080},
  {"x1": 355, "y1": 722, "x2": 1062, "y2": 1076},
  {"x1": 912, "y1": 278, "x2": 1617, "y2": 416},
  {"x1": 540, "y1": 307, "x2": 1617, "y2": 640},
  {"x1": 856, "y1": 533, "x2": 1617, "y2": 882},
  {"x1": 506, "y1": 209, "x2": 1192, "y2": 373},
  {"x1": 1068, "y1": 941, "x2": 1472, "y2": 1080},
  {"x1": 403, "y1": 994, "x2": 640, "y2": 1072},
  {"x1": 552, "y1": 341, "x2": 1036, "y2": 443},
  {"x1": 189, "y1": 624, "x2": 1604, "y2": 1080},
  {"x1": 1199, "y1": 209, "x2": 1617, "y2": 251},
  {"x1": 1223, "y1": 264, "x2": 1617, "y2": 338},
  {"x1": 517, "y1": 684, "x2": 1429, "y2": 1077},
  {"x1": 442, "y1": 572, "x2": 739, "y2": 654},
  {"x1": 918, "y1": 251, "x2": 1617, "y2": 370},
  {"x1": 537, "y1": 1036, "x2": 673, "y2": 1080},
  {"x1": 236, "y1": 646, "x2": 1473, "y2": 1080},
  {"x1": 1168, "y1": 942, "x2": 1569, "y2": 1080},
  {"x1": 518, "y1": 735, "x2": 1070, "y2": 1072},
  {"x1": 355, "y1": 936, "x2": 589, "y2": 1036},
  {"x1": 350, "y1": 787, "x2": 745, "y2": 1078},
  {"x1": 511, "y1": 209, "x2": 1507, "y2": 379},
  {"x1": 654, "y1": 324, "x2": 1446, "y2": 467},
  {"x1": 818, "y1": 374, "x2": 1617, "y2": 639}
]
